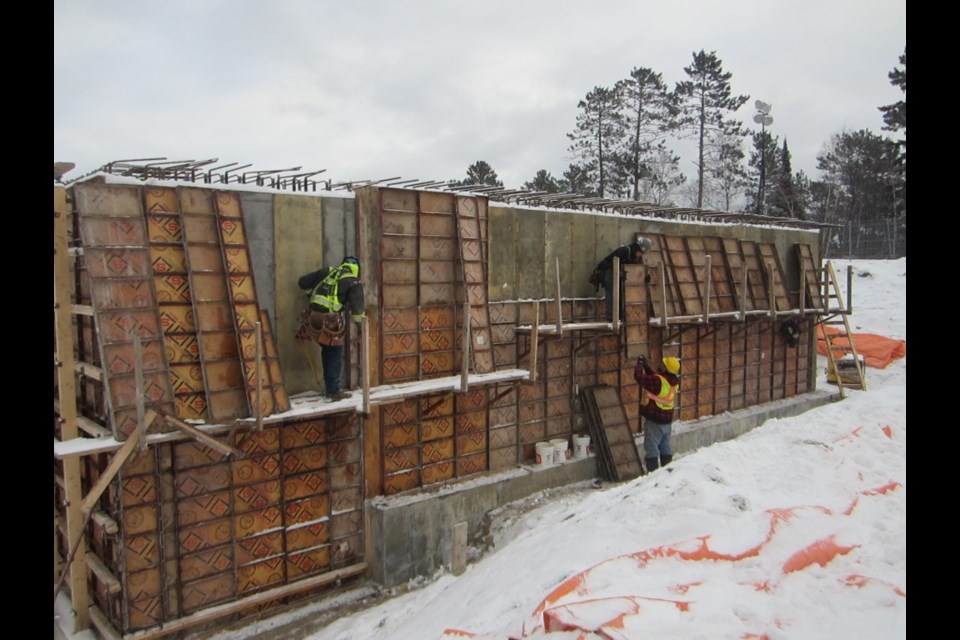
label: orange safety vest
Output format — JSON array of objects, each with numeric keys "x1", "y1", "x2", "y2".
[{"x1": 642, "y1": 375, "x2": 678, "y2": 410}]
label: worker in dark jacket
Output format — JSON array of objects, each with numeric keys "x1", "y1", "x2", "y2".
[
  {"x1": 297, "y1": 256, "x2": 365, "y2": 401},
  {"x1": 634, "y1": 355, "x2": 680, "y2": 473},
  {"x1": 596, "y1": 237, "x2": 651, "y2": 321}
]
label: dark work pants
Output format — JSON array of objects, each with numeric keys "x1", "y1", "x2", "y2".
[{"x1": 321, "y1": 343, "x2": 343, "y2": 395}]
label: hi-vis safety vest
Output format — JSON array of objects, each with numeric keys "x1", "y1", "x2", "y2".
[
  {"x1": 642, "y1": 375, "x2": 678, "y2": 410},
  {"x1": 309, "y1": 262, "x2": 360, "y2": 312}
]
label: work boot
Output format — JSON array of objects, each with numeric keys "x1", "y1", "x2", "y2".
[
  {"x1": 328, "y1": 390, "x2": 352, "y2": 401},
  {"x1": 645, "y1": 457, "x2": 659, "y2": 473},
  {"x1": 661, "y1": 454, "x2": 673, "y2": 466}
]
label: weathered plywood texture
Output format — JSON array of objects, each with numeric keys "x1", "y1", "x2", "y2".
[
  {"x1": 516, "y1": 210, "x2": 546, "y2": 300},
  {"x1": 239, "y1": 192, "x2": 276, "y2": 321},
  {"x1": 74, "y1": 183, "x2": 177, "y2": 438},
  {"x1": 487, "y1": 207, "x2": 518, "y2": 303},
  {"x1": 275, "y1": 194, "x2": 323, "y2": 395}
]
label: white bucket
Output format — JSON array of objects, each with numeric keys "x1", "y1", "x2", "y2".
[
  {"x1": 573, "y1": 434, "x2": 591, "y2": 459},
  {"x1": 535, "y1": 441, "x2": 554, "y2": 467},
  {"x1": 550, "y1": 438, "x2": 569, "y2": 464}
]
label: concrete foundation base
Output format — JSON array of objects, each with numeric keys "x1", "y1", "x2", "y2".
[{"x1": 366, "y1": 389, "x2": 837, "y2": 587}]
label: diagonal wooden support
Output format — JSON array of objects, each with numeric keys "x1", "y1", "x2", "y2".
[
  {"x1": 55, "y1": 415, "x2": 152, "y2": 604},
  {"x1": 162, "y1": 413, "x2": 246, "y2": 458}
]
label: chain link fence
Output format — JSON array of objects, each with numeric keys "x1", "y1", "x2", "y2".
[{"x1": 821, "y1": 217, "x2": 906, "y2": 260}]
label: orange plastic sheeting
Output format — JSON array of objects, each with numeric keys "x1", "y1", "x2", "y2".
[
  {"x1": 782, "y1": 536, "x2": 858, "y2": 574},
  {"x1": 816, "y1": 325, "x2": 906, "y2": 369}
]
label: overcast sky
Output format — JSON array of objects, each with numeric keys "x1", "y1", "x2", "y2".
[{"x1": 54, "y1": 0, "x2": 905, "y2": 192}]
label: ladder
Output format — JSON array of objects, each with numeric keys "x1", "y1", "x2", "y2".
[{"x1": 818, "y1": 261, "x2": 867, "y2": 397}]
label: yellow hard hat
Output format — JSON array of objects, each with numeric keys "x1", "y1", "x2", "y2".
[{"x1": 662, "y1": 356, "x2": 681, "y2": 374}]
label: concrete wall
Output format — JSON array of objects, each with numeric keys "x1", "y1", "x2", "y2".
[{"x1": 366, "y1": 387, "x2": 836, "y2": 587}]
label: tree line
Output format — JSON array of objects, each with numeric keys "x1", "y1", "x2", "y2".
[{"x1": 456, "y1": 48, "x2": 906, "y2": 258}]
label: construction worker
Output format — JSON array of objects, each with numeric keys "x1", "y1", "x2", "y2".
[
  {"x1": 635, "y1": 354, "x2": 681, "y2": 473},
  {"x1": 595, "y1": 237, "x2": 651, "y2": 321},
  {"x1": 297, "y1": 256, "x2": 365, "y2": 401}
]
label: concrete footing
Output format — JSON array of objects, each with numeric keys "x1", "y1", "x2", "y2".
[{"x1": 366, "y1": 389, "x2": 837, "y2": 587}]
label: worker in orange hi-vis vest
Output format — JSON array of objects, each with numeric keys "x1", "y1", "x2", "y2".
[{"x1": 634, "y1": 355, "x2": 680, "y2": 473}]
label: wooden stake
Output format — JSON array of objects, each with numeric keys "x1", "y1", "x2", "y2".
[
  {"x1": 361, "y1": 315, "x2": 371, "y2": 415},
  {"x1": 529, "y1": 302, "x2": 539, "y2": 383},
  {"x1": 555, "y1": 257, "x2": 563, "y2": 338},
  {"x1": 255, "y1": 320, "x2": 263, "y2": 432},
  {"x1": 612, "y1": 256, "x2": 620, "y2": 333},
  {"x1": 461, "y1": 301, "x2": 471, "y2": 393},
  {"x1": 702, "y1": 255, "x2": 712, "y2": 324}
]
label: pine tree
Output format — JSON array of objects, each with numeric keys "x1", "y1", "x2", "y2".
[
  {"x1": 559, "y1": 163, "x2": 594, "y2": 196},
  {"x1": 878, "y1": 46, "x2": 906, "y2": 167},
  {"x1": 459, "y1": 161, "x2": 503, "y2": 187},
  {"x1": 633, "y1": 146, "x2": 686, "y2": 206},
  {"x1": 615, "y1": 67, "x2": 678, "y2": 200},
  {"x1": 567, "y1": 86, "x2": 626, "y2": 198},
  {"x1": 705, "y1": 131, "x2": 748, "y2": 211},
  {"x1": 745, "y1": 130, "x2": 781, "y2": 214},
  {"x1": 768, "y1": 140, "x2": 806, "y2": 219},
  {"x1": 675, "y1": 51, "x2": 749, "y2": 209},
  {"x1": 523, "y1": 169, "x2": 561, "y2": 193}
]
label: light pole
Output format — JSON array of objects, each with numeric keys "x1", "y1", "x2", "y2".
[{"x1": 753, "y1": 100, "x2": 773, "y2": 215}]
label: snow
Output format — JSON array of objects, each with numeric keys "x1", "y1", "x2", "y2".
[{"x1": 56, "y1": 258, "x2": 906, "y2": 640}]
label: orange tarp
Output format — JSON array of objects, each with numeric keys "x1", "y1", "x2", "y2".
[{"x1": 816, "y1": 326, "x2": 906, "y2": 369}]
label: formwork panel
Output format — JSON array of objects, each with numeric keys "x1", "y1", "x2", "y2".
[
  {"x1": 283, "y1": 471, "x2": 330, "y2": 501},
  {"x1": 384, "y1": 470, "x2": 419, "y2": 495},
  {"x1": 381, "y1": 189, "x2": 418, "y2": 212},
  {"x1": 286, "y1": 522, "x2": 329, "y2": 553},
  {"x1": 381, "y1": 211, "x2": 418, "y2": 235},
  {"x1": 423, "y1": 461, "x2": 455, "y2": 485},
  {"x1": 421, "y1": 416, "x2": 455, "y2": 442},
  {"x1": 382, "y1": 260, "x2": 418, "y2": 283},
  {"x1": 177, "y1": 491, "x2": 232, "y2": 526},
  {"x1": 288, "y1": 547, "x2": 331, "y2": 580},
  {"x1": 420, "y1": 236, "x2": 455, "y2": 260},
  {"x1": 235, "y1": 531, "x2": 283, "y2": 565},
  {"x1": 385, "y1": 446, "x2": 420, "y2": 474},
  {"x1": 420, "y1": 212, "x2": 456, "y2": 237},
  {"x1": 124, "y1": 532, "x2": 161, "y2": 571},
  {"x1": 423, "y1": 438, "x2": 454, "y2": 463},
  {"x1": 280, "y1": 444, "x2": 330, "y2": 473},
  {"x1": 490, "y1": 446, "x2": 518, "y2": 471}
]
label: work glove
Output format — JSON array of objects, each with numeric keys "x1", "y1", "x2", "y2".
[{"x1": 352, "y1": 313, "x2": 365, "y2": 325}]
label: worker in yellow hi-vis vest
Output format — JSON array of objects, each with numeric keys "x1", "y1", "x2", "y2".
[
  {"x1": 634, "y1": 355, "x2": 681, "y2": 473},
  {"x1": 296, "y1": 257, "x2": 366, "y2": 401}
]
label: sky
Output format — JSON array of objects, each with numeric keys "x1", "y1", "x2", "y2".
[
  {"x1": 53, "y1": 0, "x2": 905, "y2": 193},
  {"x1": 167, "y1": 257, "x2": 899, "y2": 639}
]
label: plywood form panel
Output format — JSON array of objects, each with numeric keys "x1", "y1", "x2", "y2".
[
  {"x1": 757, "y1": 243, "x2": 793, "y2": 311},
  {"x1": 74, "y1": 183, "x2": 177, "y2": 438},
  {"x1": 214, "y1": 191, "x2": 288, "y2": 416},
  {"x1": 739, "y1": 241, "x2": 771, "y2": 313},
  {"x1": 487, "y1": 207, "x2": 518, "y2": 303},
  {"x1": 795, "y1": 243, "x2": 824, "y2": 310},
  {"x1": 456, "y1": 195, "x2": 494, "y2": 373},
  {"x1": 274, "y1": 194, "x2": 323, "y2": 395},
  {"x1": 643, "y1": 234, "x2": 682, "y2": 319}
]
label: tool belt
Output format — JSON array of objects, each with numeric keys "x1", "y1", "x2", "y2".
[{"x1": 295, "y1": 308, "x2": 345, "y2": 346}]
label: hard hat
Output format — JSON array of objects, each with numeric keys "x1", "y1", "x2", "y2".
[
  {"x1": 662, "y1": 356, "x2": 680, "y2": 374},
  {"x1": 343, "y1": 256, "x2": 359, "y2": 265},
  {"x1": 636, "y1": 237, "x2": 652, "y2": 253}
]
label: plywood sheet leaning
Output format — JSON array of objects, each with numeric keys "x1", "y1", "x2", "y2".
[
  {"x1": 178, "y1": 187, "x2": 249, "y2": 422},
  {"x1": 721, "y1": 238, "x2": 757, "y2": 313},
  {"x1": 756, "y1": 242, "x2": 793, "y2": 312},
  {"x1": 455, "y1": 195, "x2": 494, "y2": 373},
  {"x1": 580, "y1": 385, "x2": 644, "y2": 482},
  {"x1": 738, "y1": 240, "x2": 772, "y2": 313},
  {"x1": 701, "y1": 237, "x2": 738, "y2": 314},
  {"x1": 144, "y1": 186, "x2": 209, "y2": 422},
  {"x1": 73, "y1": 183, "x2": 177, "y2": 438},
  {"x1": 795, "y1": 243, "x2": 824, "y2": 310},
  {"x1": 663, "y1": 235, "x2": 702, "y2": 316},
  {"x1": 213, "y1": 191, "x2": 290, "y2": 415},
  {"x1": 642, "y1": 234, "x2": 680, "y2": 321}
]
